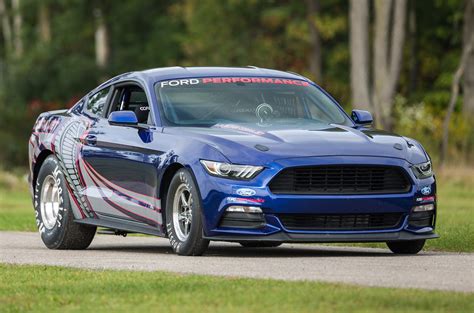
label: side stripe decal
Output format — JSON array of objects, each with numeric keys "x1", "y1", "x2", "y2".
[
  {"x1": 83, "y1": 160, "x2": 161, "y2": 212},
  {"x1": 82, "y1": 160, "x2": 160, "y2": 227}
]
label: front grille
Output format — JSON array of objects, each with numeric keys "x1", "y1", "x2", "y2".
[
  {"x1": 269, "y1": 165, "x2": 411, "y2": 195},
  {"x1": 278, "y1": 213, "x2": 404, "y2": 231}
]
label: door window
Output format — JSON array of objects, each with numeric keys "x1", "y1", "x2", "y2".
[{"x1": 108, "y1": 85, "x2": 151, "y2": 124}]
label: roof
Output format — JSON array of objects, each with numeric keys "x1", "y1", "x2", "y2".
[
  {"x1": 93, "y1": 66, "x2": 313, "y2": 94},
  {"x1": 137, "y1": 66, "x2": 310, "y2": 83}
]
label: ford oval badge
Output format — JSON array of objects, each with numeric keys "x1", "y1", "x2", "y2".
[
  {"x1": 236, "y1": 188, "x2": 256, "y2": 197},
  {"x1": 421, "y1": 186, "x2": 431, "y2": 195}
]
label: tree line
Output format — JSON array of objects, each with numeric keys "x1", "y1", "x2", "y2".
[{"x1": 0, "y1": 0, "x2": 472, "y2": 167}]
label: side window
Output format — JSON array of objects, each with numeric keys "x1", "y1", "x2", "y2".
[
  {"x1": 87, "y1": 87, "x2": 110, "y2": 116},
  {"x1": 108, "y1": 85, "x2": 151, "y2": 124}
]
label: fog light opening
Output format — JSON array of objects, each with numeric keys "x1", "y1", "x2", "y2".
[
  {"x1": 226, "y1": 206, "x2": 262, "y2": 213},
  {"x1": 412, "y1": 204, "x2": 434, "y2": 212}
]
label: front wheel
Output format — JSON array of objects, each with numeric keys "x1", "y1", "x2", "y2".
[
  {"x1": 165, "y1": 169, "x2": 209, "y2": 256},
  {"x1": 386, "y1": 240, "x2": 425, "y2": 254}
]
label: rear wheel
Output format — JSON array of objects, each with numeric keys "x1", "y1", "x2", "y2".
[
  {"x1": 165, "y1": 169, "x2": 209, "y2": 256},
  {"x1": 386, "y1": 240, "x2": 425, "y2": 254},
  {"x1": 239, "y1": 241, "x2": 282, "y2": 248},
  {"x1": 34, "y1": 155, "x2": 96, "y2": 249}
]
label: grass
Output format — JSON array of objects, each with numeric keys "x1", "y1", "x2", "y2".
[
  {"x1": 0, "y1": 171, "x2": 35, "y2": 232},
  {"x1": 432, "y1": 175, "x2": 474, "y2": 252},
  {"x1": 0, "y1": 167, "x2": 473, "y2": 252},
  {"x1": 0, "y1": 264, "x2": 472, "y2": 313},
  {"x1": 0, "y1": 190, "x2": 35, "y2": 232}
]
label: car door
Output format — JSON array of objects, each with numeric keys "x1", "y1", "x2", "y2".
[{"x1": 79, "y1": 82, "x2": 163, "y2": 231}]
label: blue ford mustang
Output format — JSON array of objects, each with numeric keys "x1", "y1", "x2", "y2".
[{"x1": 28, "y1": 66, "x2": 438, "y2": 255}]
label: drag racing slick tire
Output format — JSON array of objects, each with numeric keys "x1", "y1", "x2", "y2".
[{"x1": 34, "y1": 155, "x2": 96, "y2": 249}]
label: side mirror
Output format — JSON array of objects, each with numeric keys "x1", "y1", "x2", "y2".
[
  {"x1": 108, "y1": 111, "x2": 138, "y2": 126},
  {"x1": 351, "y1": 110, "x2": 373, "y2": 125}
]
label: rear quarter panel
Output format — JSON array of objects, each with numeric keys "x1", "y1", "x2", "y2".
[
  {"x1": 29, "y1": 109, "x2": 69, "y2": 189},
  {"x1": 29, "y1": 106, "x2": 95, "y2": 220}
]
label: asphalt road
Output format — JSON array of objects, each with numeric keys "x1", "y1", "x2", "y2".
[{"x1": 1, "y1": 231, "x2": 472, "y2": 292}]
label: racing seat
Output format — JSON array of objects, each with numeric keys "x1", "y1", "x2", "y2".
[{"x1": 134, "y1": 106, "x2": 150, "y2": 124}]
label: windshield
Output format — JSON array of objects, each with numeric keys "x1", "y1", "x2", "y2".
[{"x1": 156, "y1": 77, "x2": 352, "y2": 128}]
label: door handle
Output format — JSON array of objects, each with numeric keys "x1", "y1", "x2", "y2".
[{"x1": 83, "y1": 134, "x2": 97, "y2": 146}]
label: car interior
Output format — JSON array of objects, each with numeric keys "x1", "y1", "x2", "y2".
[
  {"x1": 108, "y1": 85, "x2": 151, "y2": 124},
  {"x1": 160, "y1": 86, "x2": 341, "y2": 126}
]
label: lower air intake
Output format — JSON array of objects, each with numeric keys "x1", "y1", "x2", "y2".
[{"x1": 278, "y1": 213, "x2": 404, "y2": 231}]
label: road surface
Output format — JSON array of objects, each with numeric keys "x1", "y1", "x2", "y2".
[{"x1": 1, "y1": 231, "x2": 472, "y2": 292}]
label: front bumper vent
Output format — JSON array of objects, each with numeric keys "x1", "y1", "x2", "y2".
[
  {"x1": 278, "y1": 213, "x2": 404, "y2": 231},
  {"x1": 219, "y1": 212, "x2": 265, "y2": 229},
  {"x1": 408, "y1": 211, "x2": 435, "y2": 228}
]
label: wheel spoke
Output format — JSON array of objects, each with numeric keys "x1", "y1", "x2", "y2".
[
  {"x1": 180, "y1": 193, "x2": 188, "y2": 207},
  {"x1": 173, "y1": 183, "x2": 195, "y2": 242},
  {"x1": 184, "y1": 220, "x2": 189, "y2": 235}
]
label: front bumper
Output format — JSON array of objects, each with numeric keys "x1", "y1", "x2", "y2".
[{"x1": 191, "y1": 156, "x2": 438, "y2": 242}]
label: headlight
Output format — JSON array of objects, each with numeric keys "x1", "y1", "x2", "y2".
[
  {"x1": 200, "y1": 160, "x2": 264, "y2": 180},
  {"x1": 411, "y1": 160, "x2": 433, "y2": 179}
]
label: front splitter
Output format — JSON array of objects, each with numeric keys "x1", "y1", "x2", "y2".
[{"x1": 204, "y1": 230, "x2": 439, "y2": 243}]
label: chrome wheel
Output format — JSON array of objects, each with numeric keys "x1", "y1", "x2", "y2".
[
  {"x1": 40, "y1": 175, "x2": 61, "y2": 229},
  {"x1": 172, "y1": 183, "x2": 193, "y2": 241}
]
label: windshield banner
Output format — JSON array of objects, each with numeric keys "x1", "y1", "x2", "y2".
[{"x1": 160, "y1": 77, "x2": 310, "y2": 88}]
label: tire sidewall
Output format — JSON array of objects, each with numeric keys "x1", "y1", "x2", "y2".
[
  {"x1": 34, "y1": 155, "x2": 71, "y2": 249},
  {"x1": 165, "y1": 169, "x2": 204, "y2": 255}
]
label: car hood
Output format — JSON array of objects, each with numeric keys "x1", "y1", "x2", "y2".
[{"x1": 163, "y1": 123, "x2": 429, "y2": 166}]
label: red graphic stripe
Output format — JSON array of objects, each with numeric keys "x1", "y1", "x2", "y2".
[
  {"x1": 65, "y1": 182, "x2": 86, "y2": 218},
  {"x1": 75, "y1": 143, "x2": 97, "y2": 217}
]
